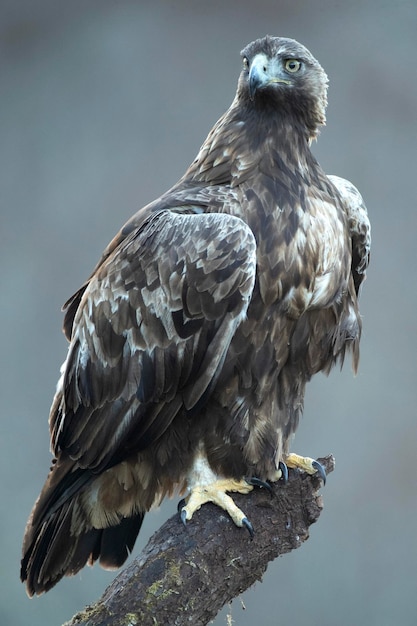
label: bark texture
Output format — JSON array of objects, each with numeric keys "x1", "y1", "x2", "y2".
[{"x1": 64, "y1": 455, "x2": 334, "y2": 626}]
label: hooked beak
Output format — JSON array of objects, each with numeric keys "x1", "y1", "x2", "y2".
[{"x1": 248, "y1": 54, "x2": 291, "y2": 100}]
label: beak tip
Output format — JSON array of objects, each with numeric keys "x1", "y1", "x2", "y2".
[{"x1": 248, "y1": 71, "x2": 260, "y2": 101}]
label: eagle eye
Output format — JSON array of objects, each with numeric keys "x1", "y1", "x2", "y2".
[
  {"x1": 242, "y1": 57, "x2": 249, "y2": 71},
  {"x1": 284, "y1": 59, "x2": 302, "y2": 73}
]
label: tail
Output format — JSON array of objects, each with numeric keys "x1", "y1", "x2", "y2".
[{"x1": 20, "y1": 459, "x2": 144, "y2": 596}]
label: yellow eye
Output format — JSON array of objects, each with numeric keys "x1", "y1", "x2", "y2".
[
  {"x1": 284, "y1": 59, "x2": 301, "y2": 73},
  {"x1": 242, "y1": 57, "x2": 249, "y2": 71}
]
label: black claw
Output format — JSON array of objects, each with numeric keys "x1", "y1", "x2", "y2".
[
  {"x1": 177, "y1": 498, "x2": 188, "y2": 526},
  {"x1": 180, "y1": 508, "x2": 188, "y2": 527},
  {"x1": 241, "y1": 517, "x2": 254, "y2": 539},
  {"x1": 278, "y1": 461, "x2": 289, "y2": 484},
  {"x1": 245, "y1": 476, "x2": 273, "y2": 495},
  {"x1": 312, "y1": 460, "x2": 327, "y2": 485}
]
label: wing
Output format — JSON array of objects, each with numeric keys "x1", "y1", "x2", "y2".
[
  {"x1": 50, "y1": 208, "x2": 256, "y2": 473},
  {"x1": 328, "y1": 175, "x2": 371, "y2": 294},
  {"x1": 61, "y1": 186, "x2": 233, "y2": 340}
]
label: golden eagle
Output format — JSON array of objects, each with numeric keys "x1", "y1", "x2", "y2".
[{"x1": 21, "y1": 36, "x2": 370, "y2": 596}]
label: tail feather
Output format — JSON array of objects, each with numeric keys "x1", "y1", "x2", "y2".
[
  {"x1": 99, "y1": 515, "x2": 144, "y2": 570},
  {"x1": 21, "y1": 462, "x2": 145, "y2": 596}
]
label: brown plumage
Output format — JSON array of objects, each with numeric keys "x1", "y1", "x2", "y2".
[{"x1": 21, "y1": 35, "x2": 370, "y2": 596}]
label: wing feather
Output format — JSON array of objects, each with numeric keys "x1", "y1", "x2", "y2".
[
  {"x1": 327, "y1": 175, "x2": 371, "y2": 294},
  {"x1": 50, "y1": 209, "x2": 256, "y2": 472}
]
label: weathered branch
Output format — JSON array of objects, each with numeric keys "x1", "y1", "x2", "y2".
[{"x1": 64, "y1": 455, "x2": 334, "y2": 626}]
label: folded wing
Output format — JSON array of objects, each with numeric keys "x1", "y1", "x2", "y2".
[{"x1": 50, "y1": 209, "x2": 257, "y2": 473}]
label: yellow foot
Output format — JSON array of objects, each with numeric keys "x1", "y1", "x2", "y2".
[
  {"x1": 285, "y1": 453, "x2": 326, "y2": 485},
  {"x1": 180, "y1": 478, "x2": 254, "y2": 535},
  {"x1": 285, "y1": 453, "x2": 326, "y2": 484}
]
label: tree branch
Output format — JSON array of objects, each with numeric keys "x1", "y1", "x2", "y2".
[{"x1": 64, "y1": 455, "x2": 334, "y2": 626}]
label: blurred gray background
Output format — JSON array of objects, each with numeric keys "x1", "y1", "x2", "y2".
[{"x1": 1, "y1": 1, "x2": 416, "y2": 624}]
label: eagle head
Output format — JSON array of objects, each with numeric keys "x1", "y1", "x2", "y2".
[{"x1": 239, "y1": 35, "x2": 328, "y2": 139}]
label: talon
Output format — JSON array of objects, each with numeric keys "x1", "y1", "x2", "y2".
[
  {"x1": 241, "y1": 516, "x2": 254, "y2": 539},
  {"x1": 180, "y1": 508, "x2": 188, "y2": 527},
  {"x1": 245, "y1": 476, "x2": 273, "y2": 495},
  {"x1": 278, "y1": 461, "x2": 288, "y2": 484},
  {"x1": 312, "y1": 460, "x2": 327, "y2": 485},
  {"x1": 177, "y1": 498, "x2": 186, "y2": 513},
  {"x1": 178, "y1": 476, "x2": 253, "y2": 533},
  {"x1": 285, "y1": 452, "x2": 327, "y2": 484}
]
